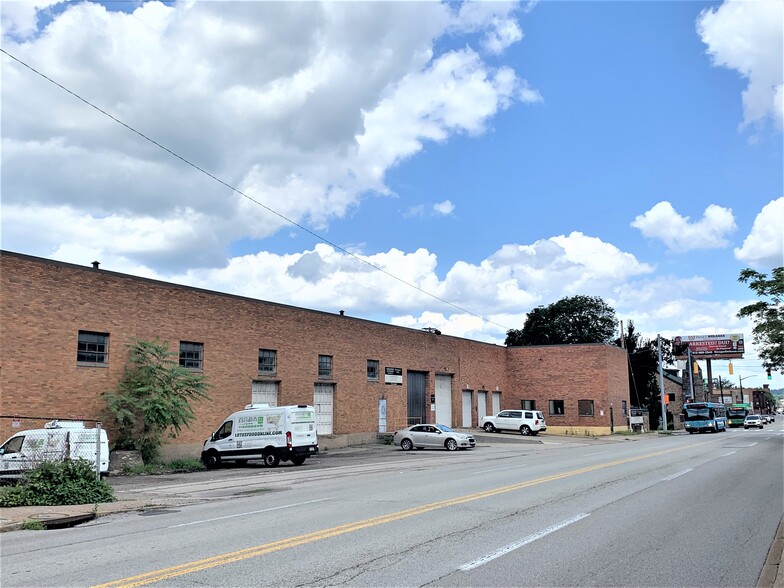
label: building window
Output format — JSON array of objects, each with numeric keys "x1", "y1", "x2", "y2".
[
  {"x1": 258, "y1": 349, "x2": 277, "y2": 374},
  {"x1": 667, "y1": 393, "x2": 676, "y2": 402},
  {"x1": 622, "y1": 400, "x2": 627, "y2": 416},
  {"x1": 578, "y1": 399, "x2": 594, "y2": 416},
  {"x1": 318, "y1": 355, "x2": 333, "y2": 379},
  {"x1": 180, "y1": 341, "x2": 203, "y2": 371},
  {"x1": 77, "y1": 331, "x2": 109, "y2": 365},
  {"x1": 549, "y1": 399, "x2": 564, "y2": 415},
  {"x1": 367, "y1": 359, "x2": 379, "y2": 381},
  {"x1": 521, "y1": 399, "x2": 536, "y2": 410}
]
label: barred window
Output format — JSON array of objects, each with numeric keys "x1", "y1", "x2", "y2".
[
  {"x1": 258, "y1": 349, "x2": 277, "y2": 374},
  {"x1": 77, "y1": 331, "x2": 109, "y2": 365},
  {"x1": 521, "y1": 399, "x2": 536, "y2": 410},
  {"x1": 180, "y1": 341, "x2": 203, "y2": 370},
  {"x1": 318, "y1": 355, "x2": 333, "y2": 379},
  {"x1": 367, "y1": 359, "x2": 379, "y2": 381},
  {"x1": 622, "y1": 400, "x2": 627, "y2": 416},
  {"x1": 578, "y1": 399, "x2": 594, "y2": 416}
]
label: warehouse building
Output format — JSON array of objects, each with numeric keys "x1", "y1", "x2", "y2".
[{"x1": 0, "y1": 251, "x2": 630, "y2": 458}]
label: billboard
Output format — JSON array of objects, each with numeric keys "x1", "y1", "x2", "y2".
[{"x1": 673, "y1": 333, "x2": 744, "y2": 359}]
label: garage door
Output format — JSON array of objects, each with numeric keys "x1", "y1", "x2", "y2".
[
  {"x1": 314, "y1": 383, "x2": 334, "y2": 435},
  {"x1": 434, "y1": 375, "x2": 452, "y2": 427},
  {"x1": 407, "y1": 371, "x2": 427, "y2": 426},
  {"x1": 251, "y1": 381, "x2": 278, "y2": 406},
  {"x1": 462, "y1": 391, "x2": 472, "y2": 427},
  {"x1": 477, "y1": 391, "x2": 488, "y2": 420}
]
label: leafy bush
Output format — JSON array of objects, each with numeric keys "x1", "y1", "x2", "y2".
[
  {"x1": 103, "y1": 339, "x2": 211, "y2": 464},
  {"x1": 0, "y1": 459, "x2": 115, "y2": 507}
]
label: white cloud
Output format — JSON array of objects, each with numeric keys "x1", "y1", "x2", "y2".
[
  {"x1": 631, "y1": 201, "x2": 737, "y2": 252},
  {"x1": 697, "y1": 0, "x2": 784, "y2": 129},
  {"x1": 0, "y1": 0, "x2": 61, "y2": 38},
  {"x1": 734, "y1": 197, "x2": 784, "y2": 269},
  {"x1": 1, "y1": 1, "x2": 537, "y2": 270},
  {"x1": 433, "y1": 200, "x2": 455, "y2": 216}
]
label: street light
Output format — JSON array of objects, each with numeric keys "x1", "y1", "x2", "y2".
[{"x1": 739, "y1": 374, "x2": 757, "y2": 408}]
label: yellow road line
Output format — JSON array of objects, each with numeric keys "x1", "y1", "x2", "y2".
[{"x1": 93, "y1": 440, "x2": 707, "y2": 588}]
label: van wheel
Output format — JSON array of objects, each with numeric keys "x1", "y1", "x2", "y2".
[
  {"x1": 445, "y1": 438, "x2": 459, "y2": 451},
  {"x1": 520, "y1": 425, "x2": 532, "y2": 436},
  {"x1": 483, "y1": 423, "x2": 495, "y2": 433},
  {"x1": 400, "y1": 438, "x2": 413, "y2": 451},
  {"x1": 291, "y1": 456, "x2": 306, "y2": 466},
  {"x1": 263, "y1": 452, "x2": 280, "y2": 467},
  {"x1": 203, "y1": 451, "x2": 221, "y2": 469}
]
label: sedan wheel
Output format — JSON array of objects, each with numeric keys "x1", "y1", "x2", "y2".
[
  {"x1": 401, "y1": 438, "x2": 413, "y2": 451},
  {"x1": 483, "y1": 423, "x2": 495, "y2": 433},
  {"x1": 520, "y1": 425, "x2": 532, "y2": 436},
  {"x1": 445, "y1": 438, "x2": 459, "y2": 451}
]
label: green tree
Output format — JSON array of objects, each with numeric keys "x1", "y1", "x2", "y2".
[
  {"x1": 103, "y1": 339, "x2": 211, "y2": 463},
  {"x1": 506, "y1": 295, "x2": 618, "y2": 346},
  {"x1": 737, "y1": 267, "x2": 784, "y2": 372}
]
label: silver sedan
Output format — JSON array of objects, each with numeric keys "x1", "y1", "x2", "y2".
[{"x1": 392, "y1": 424, "x2": 476, "y2": 451}]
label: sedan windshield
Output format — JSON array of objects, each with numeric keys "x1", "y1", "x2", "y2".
[{"x1": 436, "y1": 425, "x2": 454, "y2": 432}]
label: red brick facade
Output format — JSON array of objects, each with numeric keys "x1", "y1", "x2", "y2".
[{"x1": 0, "y1": 251, "x2": 630, "y2": 455}]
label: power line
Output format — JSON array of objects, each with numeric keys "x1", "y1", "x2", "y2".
[{"x1": 1, "y1": 48, "x2": 514, "y2": 333}]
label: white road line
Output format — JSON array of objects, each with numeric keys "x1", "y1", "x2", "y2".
[
  {"x1": 541, "y1": 441, "x2": 562, "y2": 445},
  {"x1": 749, "y1": 442, "x2": 758, "y2": 446},
  {"x1": 662, "y1": 468, "x2": 693, "y2": 482},
  {"x1": 459, "y1": 513, "x2": 590, "y2": 571},
  {"x1": 585, "y1": 451, "x2": 609, "y2": 457},
  {"x1": 722, "y1": 451, "x2": 737, "y2": 457},
  {"x1": 167, "y1": 498, "x2": 333, "y2": 528}
]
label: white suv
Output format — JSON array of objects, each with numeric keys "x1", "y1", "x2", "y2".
[{"x1": 479, "y1": 410, "x2": 546, "y2": 436}]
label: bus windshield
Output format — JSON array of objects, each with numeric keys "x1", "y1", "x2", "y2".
[{"x1": 684, "y1": 407, "x2": 711, "y2": 421}]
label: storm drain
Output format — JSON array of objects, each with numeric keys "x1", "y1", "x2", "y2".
[{"x1": 138, "y1": 509, "x2": 180, "y2": 516}]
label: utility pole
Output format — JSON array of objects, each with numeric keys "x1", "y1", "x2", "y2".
[{"x1": 658, "y1": 335, "x2": 667, "y2": 432}]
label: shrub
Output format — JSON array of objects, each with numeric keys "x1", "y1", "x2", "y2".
[
  {"x1": 0, "y1": 459, "x2": 115, "y2": 507},
  {"x1": 122, "y1": 458, "x2": 205, "y2": 475}
]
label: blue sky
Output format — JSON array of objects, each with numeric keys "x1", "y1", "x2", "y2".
[{"x1": 1, "y1": 1, "x2": 782, "y2": 388}]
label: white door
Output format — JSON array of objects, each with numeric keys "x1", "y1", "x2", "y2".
[
  {"x1": 462, "y1": 391, "x2": 472, "y2": 428},
  {"x1": 477, "y1": 391, "x2": 488, "y2": 421},
  {"x1": 434, "y1": 375, "x2": 452, "y2": 428},
  {"x1": 251, "y1": 381, "x2": 278, "y2": 406},
  {"x1": 492, "y1": 392, "x2": 501, "y2": 415},
  {"x1": 314, "y1": 383, "x2": 334, "y2": 435}
]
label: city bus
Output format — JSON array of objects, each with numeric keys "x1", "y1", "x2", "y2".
[
  {"x1": 726, "y1": 403, "x2": 751, "y2": 428},
  {"x1": 682, "y1": 402, "x2": 727, "y2": 434}
]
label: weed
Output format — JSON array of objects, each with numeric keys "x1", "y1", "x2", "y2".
[{"x1": 21, "y1": 519, "x2": 46, "y2": 531}]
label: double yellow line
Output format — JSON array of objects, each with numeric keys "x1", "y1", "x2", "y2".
[{"x1": 94, "y1": 441, "x2": 701, "y2": 587}]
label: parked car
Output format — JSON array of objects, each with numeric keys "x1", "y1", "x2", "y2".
[
  {"x1": 769, "y1": 414, "x2": 776, "y2": 422},
  {"x1": 761, "y1": 414, "x2": 771, "y2": 424},
  {"x1": 393, "y1": 424, "x2": 475, "y2": 451},
  {"x1": 479, "y1": 410, "x2": 546, "y2": 436},
  {"x1": 744, "y1": 415, "x2": 764, "y2": 429}
]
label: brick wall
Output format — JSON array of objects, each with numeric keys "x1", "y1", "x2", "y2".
[{"x1": 0, "y1": 251, "x2": 631, "y2": 452}]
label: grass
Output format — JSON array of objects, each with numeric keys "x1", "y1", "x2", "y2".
[
  {"x1": 122, "y1": 458, "x2": 205, "y2": 475},
  {"x1": 21, "y1": 519, "x2": 46, "y2": 531}
]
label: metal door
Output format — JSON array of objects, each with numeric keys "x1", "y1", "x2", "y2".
[
  {"x1": 492, "y1": 391, "x2": 501, "y2": 415},
  {"x1": 314, "y1": 383, "x2": 334, "y2": 435},
  {"x1": 251, "y1": 381, "x2": 278, "y2": 406},
  {"x1": 407, "y1": 371, "x2": 427, "y2": 426},
  {"x1": 462, "y1": 391, "x2": 472, "y2": 427},
  {"x1": 434, "y1": 375, "x2": 452, "y2": 427},
  {"x1": 477, "y1": 391, "x2": 488, "y2": 421}
]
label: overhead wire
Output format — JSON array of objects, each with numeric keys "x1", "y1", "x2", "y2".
[{"x1": 1, "y1": 47, "x2": 514, "y2": 333}]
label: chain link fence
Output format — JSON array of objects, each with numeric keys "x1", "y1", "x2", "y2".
[{"x1": 0, "y1": 416, "x2": 107, "y2": 481}]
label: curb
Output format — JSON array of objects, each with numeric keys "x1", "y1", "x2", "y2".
[{"x1": 759, "y1": 515, "x2": 784, "y2": 588}]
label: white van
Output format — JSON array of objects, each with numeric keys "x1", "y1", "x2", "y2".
[
  {"x1": 201, "y1": 404, "x2": 319, "y2": 468},
  {"x1": 0, "y1": 421, "x2": 110, "y2": 481}
]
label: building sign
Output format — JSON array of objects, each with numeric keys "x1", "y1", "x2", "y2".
[
  {"x1": 384, "y1": 367, "x2": 403, "y2": 385},
  {"x1": 673, "y1": 334, "x2": 744, "y2": 359}
]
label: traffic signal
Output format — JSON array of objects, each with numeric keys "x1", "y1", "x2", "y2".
[
  {"x1": 693, "y1": 361, "x2": 699, "y2": 374},
  {"x1": 768, "y1": 368, "x2": 773, "y2": 380},
  {"x1": 728, "y1": 361, "x2": 734, "y2": 375}
]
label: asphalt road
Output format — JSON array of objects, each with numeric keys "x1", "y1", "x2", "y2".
[{"x1": 1, "y1": 426, "x2": 782, "y2": 587}]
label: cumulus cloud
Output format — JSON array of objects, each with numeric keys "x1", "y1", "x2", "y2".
[
  {"x1": 1, "y1": 1, "x2": 537, "y2": 270},
  {"x1": 631, "y1": 202, "x2": 737, "y2": 252},
  {"x1": 734, "y1": 197, "x2": 784, "y2": 268},
  {"x1": 697, "y1": 0, "x2": 784, "y2": 129},
  {"x1": 433, "y1": 200, "x2": 455, "y2": 216}
]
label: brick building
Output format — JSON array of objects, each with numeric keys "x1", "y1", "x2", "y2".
[{"x1": 0, "y1": 251, "x2": 631, "y2": 457}]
